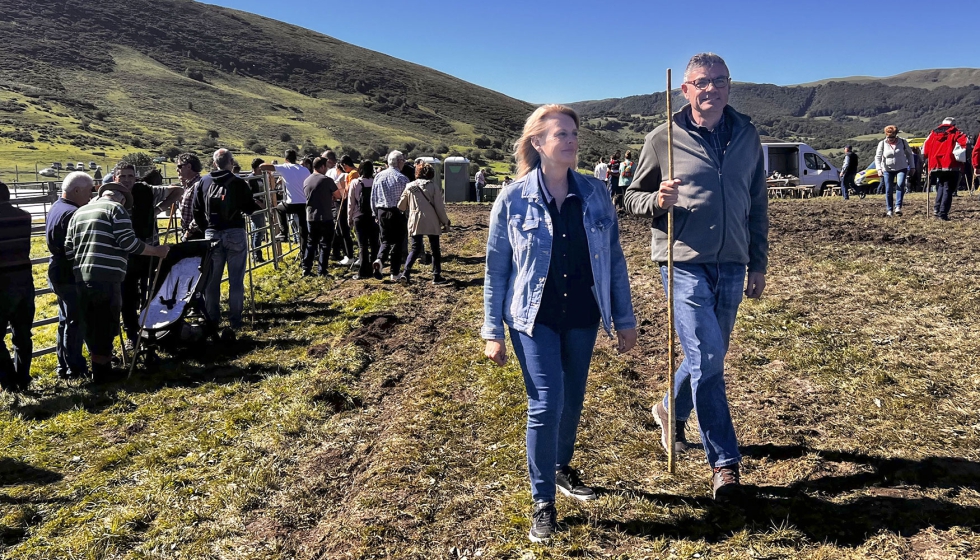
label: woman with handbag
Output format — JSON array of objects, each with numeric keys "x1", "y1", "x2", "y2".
[
  {"x1": 481, "y1": 104, "x2": 637, "y2": 543},
  {"x1": 875, "y1": 125, "x2": 915, "y2": 217},
  {"x1": 396, "y1": 161, "x2": 450, "y2": 284}
]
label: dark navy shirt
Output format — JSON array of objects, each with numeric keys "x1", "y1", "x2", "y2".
[
  {"x1": 534, "y1": 176, "x2": 600, "y2": 331},
  {"x1": 684, "y1": 110, "x2": 732, "y2": 167},
  {"x1": 46, "y1": 197, "x2": 82, "y2": 284}
]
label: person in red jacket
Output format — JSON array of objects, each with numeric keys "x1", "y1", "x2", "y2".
[
  {"x1": 923, "y1": 117, "x2": 968, "y2": 220},
  {"x1": 972, "y1": 134, "x2": 980, "y2": 190}
]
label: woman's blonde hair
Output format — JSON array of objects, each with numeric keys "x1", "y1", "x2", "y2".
[
  {"x1": 884, "y1": 125, "x2": 898, "y2": 136},
  {"x1": 513, "y1": 104, "x2": 580, "y2": 178}
]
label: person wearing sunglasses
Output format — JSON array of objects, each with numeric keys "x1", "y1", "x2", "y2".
[{"x1": 624, "y1": 52, "x2": 769, "y2": 503}]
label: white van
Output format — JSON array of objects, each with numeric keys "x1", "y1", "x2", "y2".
[{"x1": 762, "y1": 142, "x2": 840, "y2": 196}]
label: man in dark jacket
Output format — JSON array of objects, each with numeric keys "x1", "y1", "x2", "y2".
[
  {"x1": 302, "y1": 157, "x2": 340, "y2": 277},
  {"x1": 194, "y1": 149, "x2": 262, "y2": 336},
  {"x1": 113, "y1": 162, "x2": 183, "y2": 347},
  {"x1": 46, "y1": 172, "x2": 95, "y2": 380},
  {"x1": 624, "y1": 52, "x2": 769, "y2": 502},
  {"x1": 0, "y1": 181, "x2": 34, "y2": 391},
  {"x1": 840, "y1": 145, "x2": 858, "y2": 200}
]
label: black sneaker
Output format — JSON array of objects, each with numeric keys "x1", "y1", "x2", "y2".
[
  {"x1": 652, "y1": 401, "x2": 693, "y2": 454},
  {"x1": 556, "y1": 467, "x2": 596, "y2": 501},
  {"x1": 432, "y1": 274, "x2": 447, "y2": 284},
  {"x1": 712, "y1": 464, "x2": 742, "y2": 502},
  {"x1": 528, "y1": 501, "x2": 557, "y2": 543}
]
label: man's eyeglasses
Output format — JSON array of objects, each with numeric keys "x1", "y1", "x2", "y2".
[
  {"x1": 175, "y1": 163, "x2": 187, "y2": 169},
  {"x1": 686, "y1": 76, "x2": 730, "y2": 90}
]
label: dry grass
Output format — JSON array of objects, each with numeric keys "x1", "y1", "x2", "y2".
[{"x1": 4, "y1": 196, "x2": 980, "y2": 558}]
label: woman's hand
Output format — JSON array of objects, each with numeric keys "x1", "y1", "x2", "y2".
[
  {"x1": 484, "y1": 339, "x2": 507, "y2": 366},
  {"x1": 617, "y1": 328, "x2": 637, "y2": 354}
]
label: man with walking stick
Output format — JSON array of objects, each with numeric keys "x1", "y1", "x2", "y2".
[{"x1": 624, "y1": 53, "x2": 769, "y2": 502}]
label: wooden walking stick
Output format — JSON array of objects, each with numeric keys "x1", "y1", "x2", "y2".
[
  {"x1": 925, "y1": 170, "x2": 931, "y2": 217},
  {"x1": 665, "y1": 69, "x2": 678, "y2": 475},
  {"x1": 128, "y1": 204, "x2": 177, "y2": 377}
]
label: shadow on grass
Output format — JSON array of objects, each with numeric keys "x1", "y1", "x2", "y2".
[
  {"x1": 581, "y1": 443, "x2": 980, "y2": 548},
  {"x1": 11, "y1": 302, "x2": 343, "y2": 421},
  {"x1": 0, "y1": 458, "x2": 62, "y2": 487}
]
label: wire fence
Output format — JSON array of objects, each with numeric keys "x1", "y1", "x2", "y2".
[{"x1": 6, "y1": 172, "x2": 296, "y2": 358}]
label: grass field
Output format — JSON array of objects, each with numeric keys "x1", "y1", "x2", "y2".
[{"x1": 3, "y1": 194, "x2": 980, "y2": 558}]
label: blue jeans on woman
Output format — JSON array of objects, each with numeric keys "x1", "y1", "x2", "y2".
[
  {"x1": 882, "y1": 169, "x2": 907, "y2": 213},
  {"x1": 660, "y1": 262, "x2": 745, "y2": 469},
  {"x1": 204, "y1": 228, "x2": 248, "y2": 329},
  {"x1": 510, "y1": 322, "x2": 599, "y2": 503}
]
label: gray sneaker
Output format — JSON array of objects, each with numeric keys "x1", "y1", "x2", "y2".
[
  {"x1": 652, "y1": 401, "x2": 693, "y2": 454},
  {"x1": 556, "y1": 467, "x2": 596, "y2": 501},
  {"x1": 529, "y1": 501, "x2": 557, "y2": 543},
  {"x1": 712, "y1": 464, "x2": 742, "y2": 502}
]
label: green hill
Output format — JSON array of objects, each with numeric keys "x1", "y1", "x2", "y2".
[
  {"x1": 568, "y1": 77, "x2": 980, "y2": 169},
  {"x1": 0, "y1": 0, "x2": 622, "y2": 181}
]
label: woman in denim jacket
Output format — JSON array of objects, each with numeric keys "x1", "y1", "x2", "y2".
[{"x1": 481, "y1": 104, "x2": 637, "y2": 543}]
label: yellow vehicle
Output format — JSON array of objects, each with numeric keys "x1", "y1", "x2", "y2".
[{"x1": 853, "y1": 137, "x2": 927, "y2": 191}]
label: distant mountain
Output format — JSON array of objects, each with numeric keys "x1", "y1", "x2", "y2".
[
  {"x1": 797, "y1": 68, "x2": 980, "y2": 90},
  {"x1": 568, "y1": 76, "x2": 980, "y2": 168},
  {"x1": 0, "y1": 0, "x2": 617, "y2": 171}
]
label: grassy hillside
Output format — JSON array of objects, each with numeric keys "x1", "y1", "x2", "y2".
[
  {"x1": 798, "y1": 68, "x2": 980, "y2": 90},
  {"x1": 2, "y1": 0, "x2": 598, "y2": 182}
]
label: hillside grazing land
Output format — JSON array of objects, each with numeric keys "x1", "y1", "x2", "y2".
[{"x1": 3, "y1": 195, "x2": 980, "y2": 558}]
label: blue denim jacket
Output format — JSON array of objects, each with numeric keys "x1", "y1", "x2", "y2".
[{"x1": 482, "y1": 167, "x2": 636, "y2": 339}]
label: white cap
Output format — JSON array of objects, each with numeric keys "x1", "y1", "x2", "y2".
[{"x1": 942, "y1": 117, "x2": 955, "y2": 125}]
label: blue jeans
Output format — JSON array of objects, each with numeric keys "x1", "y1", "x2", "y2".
[
  {"x1": 510, "y1": 322, "x2": 599, "y2": 502},
  {"x1": 205, "y1": 228, "x2": 248, "y2": 328},
  {"x1": 882, "y1": 169, "x2": 906, "y2": 212},
  {"x1": 659, "y1": 263, "x2": 744, "y2": 468},
  {"x1": 249, "y1": 213, "x2": 266, "y2": 258},
  {"x1": 50, "y1": 279, "x2": 87, "y2": 377}
]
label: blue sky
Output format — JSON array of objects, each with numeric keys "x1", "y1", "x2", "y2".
[{"x1": 202, "y1": 0, "x2": 979, "y2": 104}]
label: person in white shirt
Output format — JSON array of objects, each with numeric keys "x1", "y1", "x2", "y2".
[
  {"x1": 259, "y1": 149, "x2": 311, "y2": 261},
  {"x1": 475, "y1": 168, "x2": 487, "y2": 203},
  {"x1": 593, "y1": 159, "x2": 609, "y2": 188}
]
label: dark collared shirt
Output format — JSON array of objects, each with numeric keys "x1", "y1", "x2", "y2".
[
  {"x1": 45, "y1": 198, "x2": 82, "y2": 284},
  {"x1": 534, "y1": 176, "x2": 600, "y2": 331},
  {"x1": 685, "y1": 110, "x2": 732, "y2": 166}
]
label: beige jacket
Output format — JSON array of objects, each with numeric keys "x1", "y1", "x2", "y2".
[{"x1": 398, "y1": 179, "x2": 450, "y2": 236}]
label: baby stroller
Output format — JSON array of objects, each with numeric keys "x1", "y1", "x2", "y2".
[{"x1": 133, "y1": 240, "x2": 218, "y2": 368}]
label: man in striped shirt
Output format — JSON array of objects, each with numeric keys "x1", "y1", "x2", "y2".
[
  {"x1": 0, "y1": 181, "x2": 34, "y2": 392},
  {"x1": 64, "y1": 183, "x2": 170, "y2": 382},
  {"x1": 370, "y1": 150, "x2": 409, "y2": 279}
]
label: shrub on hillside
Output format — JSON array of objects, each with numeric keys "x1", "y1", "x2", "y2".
[
  {"x1": 200, "y1": 137, "x2": 218, "y2": 149},
  {"x1": 207, "y1": 130, "x2": 220, "y2": 139},
  {"x1": 474, "y1": 135, "x2": 492, "y2": 149},
  {"x1": 249, "y1": 143, "x2": 267, "y2": 155},
  {"x1": 280, "y1": 132, "x2": 292, "y2": 142}
]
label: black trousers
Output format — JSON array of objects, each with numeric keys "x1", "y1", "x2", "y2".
[
  {"x1": 122, "y1": 254, "x2": 151, "y2": 340},
  {"x1": 933, "y1": 171, "x2": 960, "y2": 218},
  {"x1": 276, "y1": 202, "x2": 309, "y2": 263},
  {"x1": 305, "y1": 221, "x2": 335, "y2": 274},
  {"x1": 377, "y1": 208, "x2": 408, "y2": 275},
  {"x1": 331, "y1": 199, "x2": 355, "y2": 259},
  {"x1": 0, "y1": 276, "x2": 34, "y2": 390},
  {"x1": 404, "y1": 235, "x2": 442, "y2": 276},
  {"x1": 353, "y1": 217, "x2": 380, "y2": 277}
]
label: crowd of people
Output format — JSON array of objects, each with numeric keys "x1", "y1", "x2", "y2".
[
  {"x1": 0, "y1": 146, "x2": 456, "y2": 389},
  {"x1": 838, "y1": 118, "x2": 976, "y2": 219}
]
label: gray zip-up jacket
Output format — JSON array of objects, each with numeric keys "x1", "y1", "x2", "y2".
[{"x1": 624, "y1": 104, "x2": 769, "y2": 274}]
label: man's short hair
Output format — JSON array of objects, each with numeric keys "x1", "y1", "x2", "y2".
[
  {"x1": 387, "y1": 150, "x2": 405, "y2": 166},
  {"x1": 213, "y1": 148, "x2": 235, "y2": 170},
  {"x1": 844, "y1": 145, "x2": 852, "y2": 151},
  {"x1": 340, "y1": 155, "x2": 354, "y2": 168},
  {"x1": 62, "y1": 171, "x2": 94, "y2": 194},
  {"x1": 176, "y1": 153, "x2": 203, "y2": 173},
  {"x1": 312, "y1": 156, "x2": 328, "y2": 171},
  {"x1": 943, "y1": 117, "x2": 955, "y2": 125},
  {"x1": 684, "y1": 52, "x2": 728, "y2": 79},
  {"x1": 0, "y1": 181, "x2": 8, "y2": 203},
  {"x1": 324, "y1": 150, "x2": 337, "y2": 162},
  {"x1": 251, "y1": 158, "x2": 265, "y2": 172},
  {"x1": 284, "y1": 149, "x2": 298, "y2": 163},
  {"x1": 113, "y1": 162, "x2": 136, "y2": 176}
]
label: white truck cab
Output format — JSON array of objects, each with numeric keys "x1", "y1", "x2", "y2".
[{"x1": 762, "y1": 142, "x2": 840, "y2": 196}]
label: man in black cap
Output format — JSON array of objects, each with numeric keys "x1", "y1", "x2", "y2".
[{"x1": 840, "y1": 145, "x2": 858, "y2": 200}]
